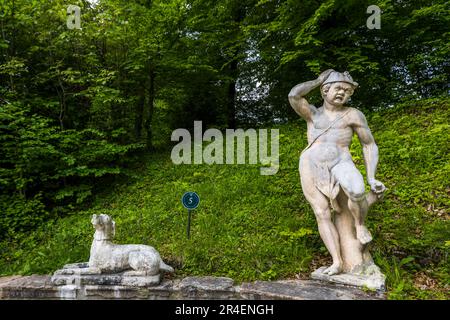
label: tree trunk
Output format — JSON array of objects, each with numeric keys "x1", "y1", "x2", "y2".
[
  {"x1": 134, "y1": 88, "x2": 145, "y2": 141},
  {"x1": 144, "y1": 68, "x2": 155, "y2": 150},
  {"x1": 56, "y1": 72, "x2": 68, "y2": 130},
  {"x1": 226, "y1": 4, "x2": 245, "y2": 129},
  {"x1": 227, "y1": 59, "x2": 238, "y2": 129}
]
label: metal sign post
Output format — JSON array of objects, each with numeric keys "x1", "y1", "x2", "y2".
[{"x1": 182, "y1": 192, "x2": 200, "y2": 239}]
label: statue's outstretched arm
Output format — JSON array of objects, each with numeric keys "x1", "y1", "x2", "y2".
[
  {"x1": 353, "y1": 110, "x2": 386, "y2": 193},
  {"x1": 288, "y1": 69, "x2": 334, "y2": 121}
]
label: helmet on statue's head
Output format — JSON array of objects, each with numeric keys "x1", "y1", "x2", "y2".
[{"x1": 322, "y1": 71, "x2": 359, "y2": 88}]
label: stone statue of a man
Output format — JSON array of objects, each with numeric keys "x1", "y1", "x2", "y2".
[{"x1": 288, "y1": 70, "x2": 386, "y2": 281}]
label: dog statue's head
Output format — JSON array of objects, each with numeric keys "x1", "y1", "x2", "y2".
[{"x1": 91, "y1": 214, "x2": 116, "y2": 240}]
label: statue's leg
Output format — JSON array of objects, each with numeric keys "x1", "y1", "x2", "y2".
[
  {"x1": 129, "y1": 251, "x2": 159, "y2": 275},
  {"x1": 299, "y1": 158, "x2": 342, "y2": 275},
  {"x1": 332, "y1": 162, "x2": 372, "y2": 245}
]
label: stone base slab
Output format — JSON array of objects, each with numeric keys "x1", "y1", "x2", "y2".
[
  {"x1": 240, "y1": 280, "x2": 381, "y2": 300},
  {"x1": 311, "y1": 267, "x2": 386, "y2": 291},
  {"x1": 51, "y1": 263, "x2": 161, "y2": 287},
  {"x1": 0, "y1": 275, "x2": 384, "y2": 300}
]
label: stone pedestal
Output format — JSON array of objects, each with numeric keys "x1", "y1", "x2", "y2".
[
  {"x1": 51, "y1": 262, "x2": 161, "y2": 288},
  {"x1": 311, "y1": 266, "x2": 386, "y2": 291},
  {"x1": 1, "y1": 275, "x2": 384, "y2": 300}
]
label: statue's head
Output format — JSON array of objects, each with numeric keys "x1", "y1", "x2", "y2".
[
  {"x1": 320, "y1": 71, "x2": 358, "y2": 106},
  {"x1": 91, "y1": 214, "x2": 115, "y2": 240}
]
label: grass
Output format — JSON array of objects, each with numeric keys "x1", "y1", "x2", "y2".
[{"x1": 0, "y1": 97, "x2": 448, "y2": 299}]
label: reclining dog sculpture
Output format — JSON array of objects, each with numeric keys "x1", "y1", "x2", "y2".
[
  {"x1": 51, "y1": 213, "x2": 174, "y2": 288},
  {"x1": 88, "y1": 214, "x2": 174, "y2": 275}
]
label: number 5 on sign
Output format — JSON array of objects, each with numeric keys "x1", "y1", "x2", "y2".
[
  {"x1": 67, "y1": 5, "x2": 81, "y2": 30},
  {"x1": 182, "y1": 192, "x2": 200, "y2": 210}
]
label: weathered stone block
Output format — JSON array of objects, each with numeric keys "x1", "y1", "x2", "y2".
[
  {"x1": 311, "y1": 267, "x2": 386, "y2": 291},
  {"x1": 178, "y1": 276, "x2": 237, "y2": 299},
  {"x1": 240, "y1": 280, "x2": 382, "y2": 300},
  {"x1": 0, "y1": 275, "x2": 385, "y2": 300}
]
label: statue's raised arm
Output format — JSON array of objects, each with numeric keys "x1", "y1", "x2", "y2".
[{"x1": 288, "y1": 69, "x2": 334, "y2": 121}]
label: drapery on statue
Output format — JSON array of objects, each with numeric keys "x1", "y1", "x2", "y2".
[{"x1": 288, "y1": 70, "x2": 386, "y2": 284}]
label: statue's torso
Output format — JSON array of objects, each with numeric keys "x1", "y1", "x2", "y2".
[{"x1": 304, "y1": 106, "x2": 355, "y2": 164}]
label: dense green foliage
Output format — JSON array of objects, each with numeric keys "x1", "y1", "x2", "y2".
[
  {"x1": 1, "y1": 98, "x2": 448, "y2": 299},
  {"x1": 0, "y1": 101, "x2": 143, "y2": 236},
  {"x1": 1, "y1": 0, "x2": 448, "y2": 232}
]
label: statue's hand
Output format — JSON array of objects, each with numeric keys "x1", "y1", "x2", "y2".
[
  {"x1": 369, "y1": 179, "x2": 386, "y2": 194},
  {"x1": 318, "y1": 69, "x2": 335, "y2": 84}
]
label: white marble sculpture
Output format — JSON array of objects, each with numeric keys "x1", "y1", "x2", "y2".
[
  {"x1": 51, "y1": 214, "x2": 173, "y2": 287},
  {"x1": 88, "y1": 214, "x2": 174, "y2": 274},
  {"x1": 288, "y1": 70, "x2": 386, "y2": 289}
]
